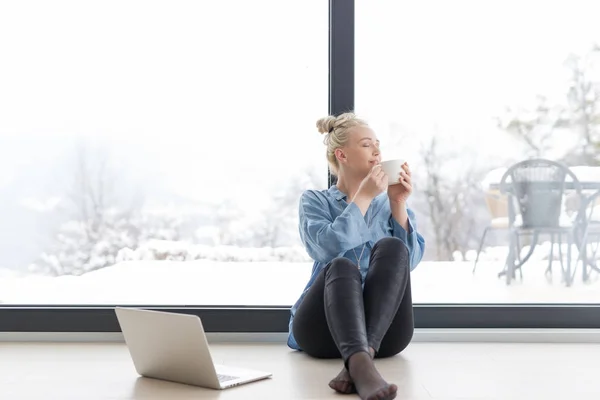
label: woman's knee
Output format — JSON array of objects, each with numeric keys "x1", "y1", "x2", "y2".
[
  {"x1": 326, "y1": 257, "x2": 361, "y2": 278},
  {"x1": 374, "y1": 237, "x2": 409, "y2": 264},
  {"x1": 376, "y1": 237, "x2": 409, "y2": 254}
]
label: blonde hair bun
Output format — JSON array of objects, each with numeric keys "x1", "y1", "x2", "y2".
[{"x1": 316, "y1": 116, "x2": 337, "y2": 135}]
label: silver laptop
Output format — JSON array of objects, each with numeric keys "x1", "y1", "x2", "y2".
[{"x1": 115, "y1": 307, "x2": 272, "y2": 389}]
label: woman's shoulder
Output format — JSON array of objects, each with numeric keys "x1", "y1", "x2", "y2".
[
  {"x1": 298, "y1": 189, "x2": 337, "y2": 216},
  {"x1": 300, "y1": 188, "x2": 331, "y2": 203}
]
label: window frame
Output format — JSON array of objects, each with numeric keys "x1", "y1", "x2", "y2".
[
  {"x1": 1, "y1": 305, "x2": 599, "y2": 332},
  {"x1": 1, "y1": 0, "x2": 599, "y2": 334}
]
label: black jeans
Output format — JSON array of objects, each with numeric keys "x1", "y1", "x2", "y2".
[{"x1": 292, "y1": 237, "x2": 414, "y2": 367}]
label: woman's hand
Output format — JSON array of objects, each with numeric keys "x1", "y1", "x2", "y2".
[
  {"x1": 355, "y1": 164, "x2": 388, "y2": 201},
  {"x1": 387, "y1": 162, "x2": 412, "y2": 204},
  {"x1": 351, "y1": 164, "x2": 388, "y2": 215}
]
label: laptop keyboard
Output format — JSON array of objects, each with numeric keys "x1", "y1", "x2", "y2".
[{"x1": 217, "y1": 373, "x2": 239, "y2": 383}]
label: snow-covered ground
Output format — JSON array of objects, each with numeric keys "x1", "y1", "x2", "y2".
[{"x1": 1, "y1": 245, "x2": 597, "y2": 305}]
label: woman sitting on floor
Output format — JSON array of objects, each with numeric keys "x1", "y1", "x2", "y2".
[{"x1": 287, "y1": 112, "x2": 425, "y2": 400}]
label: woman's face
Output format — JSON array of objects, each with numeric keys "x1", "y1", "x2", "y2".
[{"x1": 336, "y1": 126, "x2": 381, "y2": 177}]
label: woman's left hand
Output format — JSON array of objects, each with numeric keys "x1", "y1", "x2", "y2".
[{"x1": 387, "y1": 162, "x2": 412, "y2": 203}]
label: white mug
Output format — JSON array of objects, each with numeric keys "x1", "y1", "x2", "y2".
[{"x1": 380, "y1": 159, "x2": 406, "y2": 185}]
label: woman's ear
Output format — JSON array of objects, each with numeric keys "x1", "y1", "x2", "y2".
[{"x1": 334, "y1": 148, "x2": 346, "y2": 164}]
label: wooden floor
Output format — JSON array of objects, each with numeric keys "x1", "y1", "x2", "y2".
[{"x1": 1, "y1": 341, "x2": 599, "y2": 399}]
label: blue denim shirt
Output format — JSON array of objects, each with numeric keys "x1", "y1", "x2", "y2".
[{"x1": 287, "y1": 185, "x2": 426, "y2": 350}]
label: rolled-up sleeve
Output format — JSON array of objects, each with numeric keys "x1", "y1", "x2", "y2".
[
  {"x1": 389, "y1": 208, "x2": 425, "y2": 270},
  {"x1": 298, "y1": 190, "x2": 371, "y2": 263}
]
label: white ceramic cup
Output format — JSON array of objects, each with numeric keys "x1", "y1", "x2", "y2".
[{"x1": 380, "y1": 159, "x2": 406, "y2": 185}]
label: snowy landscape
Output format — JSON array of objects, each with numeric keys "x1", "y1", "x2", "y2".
[
  {"x1": 1, "y1": 1, "x2": 599, "y2": 305},
  {"x1": 0, "y1": 242, "x2": 598, "y2": 305}
]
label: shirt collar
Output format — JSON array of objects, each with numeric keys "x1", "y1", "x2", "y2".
[
  {"x1": 329, "y1": 185, "x2": 388, "y2": 204},
  {"x1": 328, "y1": 185, "x2": 347, "y2": 201}
]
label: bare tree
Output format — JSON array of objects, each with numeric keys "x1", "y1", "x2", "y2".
[
  {"x1": 30, "y1": 145, "x2": 130, "y2": 276},
  {"x1": 32, "y1": 144, "x2": 140, "y2": 276},
  {"x1": 496, "y1": 95, "x2": 569, "y2": 158},
  {"x1": 417, "y1": 136, "x2": 487, "y2": 261},
  {"x1": 213, "y1": 198, "x2": 244, "y2": 246},
  {"x1": 67, "y1": 143, "x2": 119, "y2": 235},
  {"x1": 497, "y1": 44, "x2": 600, "y2": 165},
  {"x1": 252, "y1": 166, "x2": 326, "y2": 248},
  {"x1": 561, "y1": 44, "x2": 600, "y2": 164}
]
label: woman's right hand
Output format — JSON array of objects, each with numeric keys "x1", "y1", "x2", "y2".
[{"x1": 354, "y1": 165, "x2": 388, "y2": 203}]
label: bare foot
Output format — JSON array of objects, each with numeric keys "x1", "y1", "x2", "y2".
[
  {"x1": 347, "y1": 351, "x2": 398, "y2": 400},
  {"x1": 329, "y1": 348, "x2": 376, "y2": 394}
]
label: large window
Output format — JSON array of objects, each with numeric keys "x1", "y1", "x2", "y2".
[
  {"x1": 1, "y1": 0, "x2": 598, "y2": 333},
  {"x1": 356, "y1": 0, "x2": 600, "y2": 303},
  {"x1": 0, "y1": 0, "x2": 327, "y2": 306}
]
